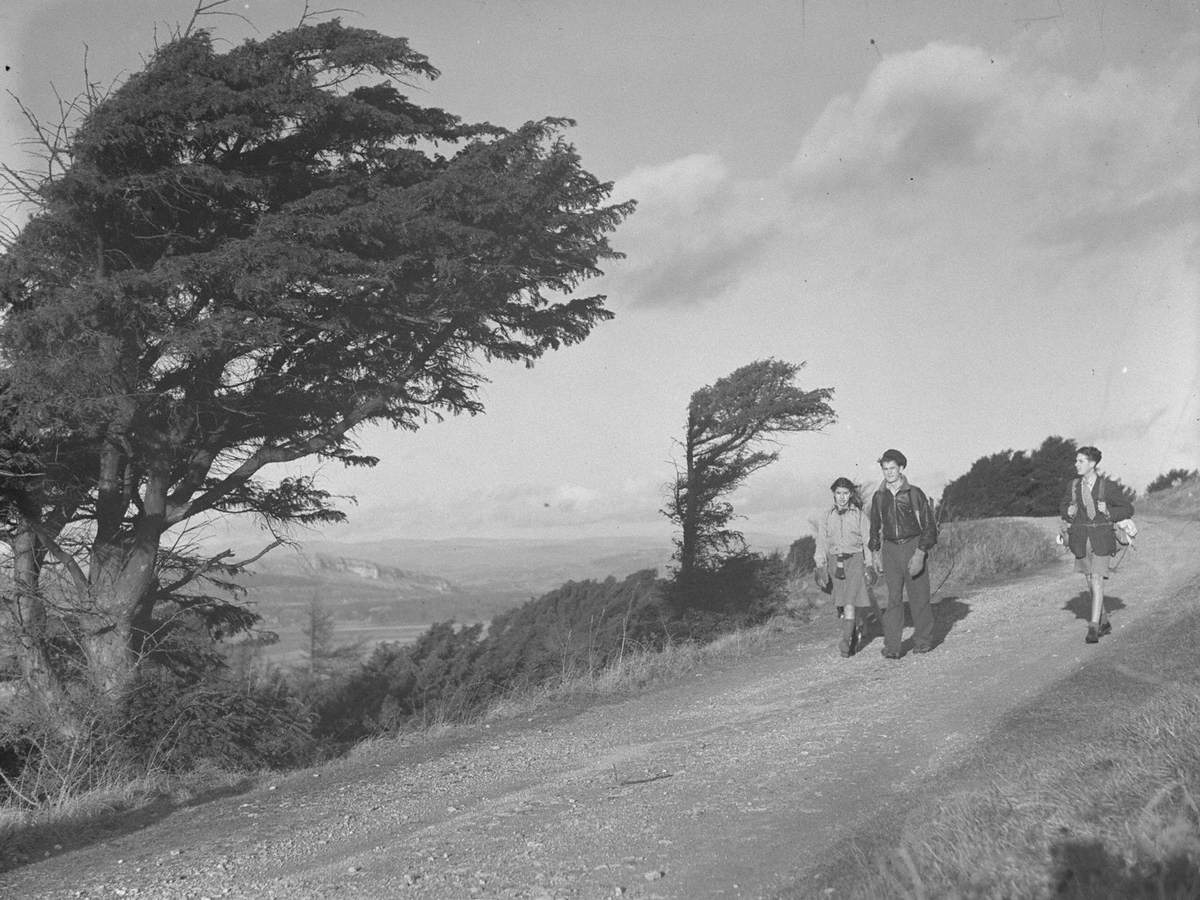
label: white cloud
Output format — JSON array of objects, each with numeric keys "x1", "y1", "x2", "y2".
[
  {"x1": 607, "y1": 154, "x2": 783, "y2": 307},
  {"x1": 788, "y1": 39, "x2": 1200, "y2": 247},
  {"x1": 608, "y1": 40, "x2": 1199, "y2": 314},
  {"x1": 791, "y1": 42, "x2": 1010, "y2": 185}
]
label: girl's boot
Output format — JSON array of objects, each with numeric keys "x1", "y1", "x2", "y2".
[{"x1": 839, "y1": 616, "x2": 857, "y2": 657}]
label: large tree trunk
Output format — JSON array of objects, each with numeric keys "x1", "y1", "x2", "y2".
[
  {"x1": 79, "y1": 539, "x2": 160, "y2": 695},
  {"x1": 9, "y1": 521, "x2": 54, "y2": 689},
  {"x1": 81, "y1": 456, "x2": 168, "y2": 694}
]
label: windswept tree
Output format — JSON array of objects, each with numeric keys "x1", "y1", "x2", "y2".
[
  {"x1": 0, "y1": 16, "x2": 633, "y2": 695},
  {"x1": 663, "y1": 359, "x2": 835, "y2": 580}
]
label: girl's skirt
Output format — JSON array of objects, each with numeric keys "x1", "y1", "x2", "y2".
[{"x1": 832, "y1": 554, "x2": 872, "y2": 609}]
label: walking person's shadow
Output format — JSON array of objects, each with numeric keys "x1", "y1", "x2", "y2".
[
  {"x1": 855, "y1": 595, "x2": 971, "y2": 653},
  {"x1": 1063, "y1": 592, "x2": 1127, "y2": 621}
]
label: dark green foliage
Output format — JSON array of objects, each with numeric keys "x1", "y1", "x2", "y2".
[
  {"x1": 119, "y1": 669, "x2": 315, "y2": 772},
  {"x1": 785, "y1": 536, "x2": 817, "y2": 576},
  {"x1": 481, "y1": 569, "x2": 666, "y2": 684},
  {"x1": 313, "y1": 620, "x2": 491, "y2": 741},
  {"x1": 665, "y1": 552, "x2": 790, "y2": 642},
  {"x1": 939, "y1": 436, "x2": 1135, "y2": 521},
  {"x1": 0, "y1": 667, "x2": 312, "y2": 805},
  {"x1": 311, "y1": 571, "x2": 665, "y2": 744},
  {"x1": 1147, "y1": 468, "x2": 1199, "y2": 494}
]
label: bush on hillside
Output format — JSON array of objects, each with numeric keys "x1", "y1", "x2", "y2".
[
  {"x1": 482, "y1": 569, "x2": 667, "y2": 685},
  {"x1": 940, "y1": 436, "x2": 1136, "y2": 521},
  {"x1": 311, "y1": 620, "x2": 490, "y2": 741},
  {"x1": 785, "y1": 536, "x2": 816, "y2": 576},
  {"x1": 0, "y1": 665, "x2": 313, "y2": 807},
  {"x1": 664, "y1": 552, "x2": 790, "y2": 642},
  {"x1": 1147, "y1": 468, "x2": 1199, "y2": 494},
  {"x1": 310, "y1": 571, "x2": 667, "y2": 743},
  {"x1": 120, "y1": 668, "x2": 315, "y2": 773}
]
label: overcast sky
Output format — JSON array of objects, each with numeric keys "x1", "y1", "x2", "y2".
[{"x1": 2, "y1": 1, "x2": 1197, "y2": 544}]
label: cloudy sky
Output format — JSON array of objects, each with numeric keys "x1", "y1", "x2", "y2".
[{"x1": 2, "y1": 0, "x2": 1197, "y2": 544}]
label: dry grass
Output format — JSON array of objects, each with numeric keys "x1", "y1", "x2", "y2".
[
  {"x1": 852, "y1": 690, "x2": 1200, "y2": 899},
  {"x1": 480, "y1": 616, "x2": 793, "y2": 723},
  {"x1": 838, "y1": 586, "x2": 1200, "y2": 900},
  {"x1": 930, "y1": 517, "x2": 1059, "y2": 588},
  {"x1": 0, "y1": 765, "x2": 249, "y2": 868}
]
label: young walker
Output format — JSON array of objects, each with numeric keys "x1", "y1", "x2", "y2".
[
  {"x1": 814, "y1": 477, "x2": 874, "y2": 657},
  {"x1": 1060, "y1": 446, "x2": 1134, "y2": 643}
]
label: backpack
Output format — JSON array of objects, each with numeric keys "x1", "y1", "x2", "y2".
[{"x1": 1072, "y1": 477, "x2": 1138, "y2": 546}]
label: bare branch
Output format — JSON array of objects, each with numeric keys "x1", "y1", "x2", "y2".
[
  {"x1": 298, "y1": 3, "x2": 360, "y2": 27},
  {"x1": 23, "y1": 520, "x2": 89, "y2": 595},
  {"x1": 183, "y1": 1, "x2": 244, "y2": 39}
]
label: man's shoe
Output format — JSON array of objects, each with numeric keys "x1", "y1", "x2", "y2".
[
  {"x1": 1085, "y1": 624, "x2": 1099, "y2": 644},
  {"x1": 913, "y1": 646, "x2": 933, "y2": 654},
  {"x1": 881, "y1": 649, "x2": 902, "y2": 659},
  {"x1": 1098, "y1": 620, "x2": 1112, "y2": 637}
]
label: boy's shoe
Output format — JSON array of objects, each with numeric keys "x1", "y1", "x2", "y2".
[
  {"x1": 881, "y1": 649, "x2": 902, "y2": 659},
  {"x1": 1085, "y1": 624, "x2": 1099, "y2": 644},
  {"x1": 1098, "y1": 620, "x2": 1112, "y2": 637}
]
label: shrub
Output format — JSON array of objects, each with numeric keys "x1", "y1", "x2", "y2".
[
  {"x1": 665, "y1": 552, "x2": 790, "y2": 641},
  {"x1": 0, "y1": 686, "x2": 134, "y2": 809},
  {"x1": 785, "y1": 536, "x2": 816, "y2": 576},
  {"x1": 939, "y1": 436, "x2": 1137, "y2": 521},
  {"x1": 120, "y1": 668, "x2": 315, "y2": 773},
  {"x1": 312, "y1": 572, "x2": 669, "y2": 743},
  {"x1": 1147, "y1": 468, "x2": 1199, "y2": 494},
  {"x1": 0, "y1": 665, "x2": 315, "y2": 810}
]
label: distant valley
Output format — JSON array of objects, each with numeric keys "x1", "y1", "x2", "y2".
[{"x1": 226, "y1": 534, "x2": 693, "y2": 664}]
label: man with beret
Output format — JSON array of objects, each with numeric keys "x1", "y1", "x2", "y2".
[{"x1": 868, "y1": 449, "x2": 939, "y2": 658}]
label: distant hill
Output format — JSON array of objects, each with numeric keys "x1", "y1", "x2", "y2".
[
  {"x1": 294, "y1": 535, "x2": 677, "y2": 595},
  {"x1": 233, "y1": 549, "x2": 517, "y2": 631}
]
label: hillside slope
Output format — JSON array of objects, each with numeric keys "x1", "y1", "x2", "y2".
[{"x1": 4, "y1": 515, "x2": 1197, "y2": 899}]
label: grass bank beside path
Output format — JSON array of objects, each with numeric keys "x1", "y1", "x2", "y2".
[{"x1": 794, "y1": 516, "x2": 1200, "y2": 900}]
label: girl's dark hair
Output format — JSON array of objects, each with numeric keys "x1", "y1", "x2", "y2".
[
  {"x1": 1077, "y1": 445, "x2": 1102, "y2": 464},
  {"x1": 830, "y1": 476, "x2": 863, "y2": 509}
]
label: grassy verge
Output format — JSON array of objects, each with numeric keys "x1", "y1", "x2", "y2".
[
  {"x1": 930, "y1": 517, "x2": 1059, "y2": 589},
  {"x1": 819, "y1": 575, "x2": 1200, "y2": 899},
  {"x1": 0, "y1": 766, "x2": 251, "y2": 869}
]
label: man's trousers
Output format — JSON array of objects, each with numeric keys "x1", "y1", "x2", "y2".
[{"x1": 880, "y1": 538, "x2": 933, "y2": 655}]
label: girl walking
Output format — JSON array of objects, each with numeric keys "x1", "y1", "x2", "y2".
[{"x1": 815, "y1": 477, "x2": 876, "y2": 657}]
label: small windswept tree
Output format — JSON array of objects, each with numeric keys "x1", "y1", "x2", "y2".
[{"x1": 663, "y1": 359, "x2": 835, "y2": 581}]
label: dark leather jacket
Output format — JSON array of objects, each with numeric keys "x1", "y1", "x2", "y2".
[{"x1": 868, "y1": 478, "x2": 938, "y2": 552}]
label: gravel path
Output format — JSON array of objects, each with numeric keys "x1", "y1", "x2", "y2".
[{"x1": 4, "y1": 516, "x2": 1196, "y2": 900}]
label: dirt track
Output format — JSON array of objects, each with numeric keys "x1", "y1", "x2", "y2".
[{"x1": 4, "y1": 515, "x2": 1197, "y2": 900}]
